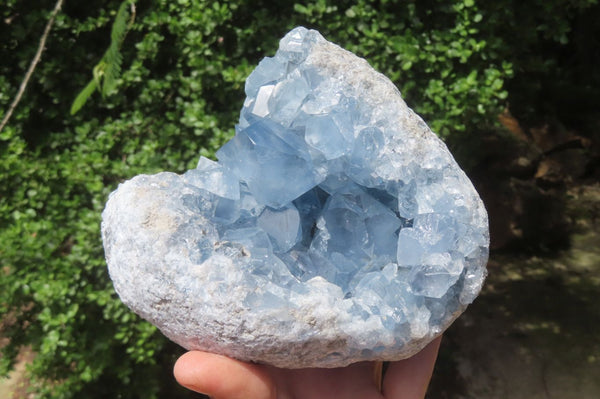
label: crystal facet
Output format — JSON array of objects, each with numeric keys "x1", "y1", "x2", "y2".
[{"x1": 102, "y1": 27, "x2": 489, "y2": 368}]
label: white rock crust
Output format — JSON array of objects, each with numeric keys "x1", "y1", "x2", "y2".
[{"x1": 102, "y1": 27, "x2": 489, "y2": 368}]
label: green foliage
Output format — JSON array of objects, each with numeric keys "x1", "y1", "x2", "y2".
[
  {"x1": 70, "y1": 0, "x2": 136, "y2": 114},
  {"x1": 0, "y1": 0, "x2": 597, "y2": 398},
  {"x1": 103, "y1": 0, "x2": 134, "y2": 93},
  {"x1": 70, "y1": 78, "x2": 97, "y2": 115}
]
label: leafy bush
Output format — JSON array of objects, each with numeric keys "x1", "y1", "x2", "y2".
[{"x1": 1, "y1": 0, "x2": 597, "y2": 397}]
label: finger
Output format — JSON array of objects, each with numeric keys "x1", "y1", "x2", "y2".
[
  {"x1": 382, "y1": 336, "x2": 442, "y2": 399},
  {"x1": 270, "y1": 361, "x2": 382, "y2": 399},
  {"x1": 173, "y1": 351, "x2": 276, "y2": 399}
]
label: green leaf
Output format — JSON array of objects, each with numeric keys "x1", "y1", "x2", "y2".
[
  {"x1": 102, "y1": 1, "x2": 135, "y2": 95},
  {"x1": 71, "y1": 0, "x2": 135, "y2": 111},
  {"x1": 70, "y1": 79, "x2": 98, "y2": 115},
  {"x1": 293, "y1": 3, "x2": 309, "y2": 15}
]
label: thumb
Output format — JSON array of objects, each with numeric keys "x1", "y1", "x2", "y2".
[{"x1": 174, "y1": 351, "x2": 276, "y2": 399}]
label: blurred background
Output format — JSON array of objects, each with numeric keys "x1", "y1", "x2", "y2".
[{"x1": 1, "y1": 0, "x2": 599, "y2": 398}]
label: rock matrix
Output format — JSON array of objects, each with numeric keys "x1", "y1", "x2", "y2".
[{"x1": 102, "y1": 27, "x2": 489, "y2": 368}]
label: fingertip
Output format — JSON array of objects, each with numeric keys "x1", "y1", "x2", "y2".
[
  {"x1": 173, "y1": 351, "x2": 276, "y2": 399},
  {"x1": 173, "y1": 351, "x2": 211, "y2": 393}
]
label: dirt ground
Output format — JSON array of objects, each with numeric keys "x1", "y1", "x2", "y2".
[{"x1": 0, "y1": 347, "x2": 34, "y2": 399}]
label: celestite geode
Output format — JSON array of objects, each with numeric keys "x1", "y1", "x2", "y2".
[{"x1": 102, "y1": 27, "x2": 489, "y2": 368}]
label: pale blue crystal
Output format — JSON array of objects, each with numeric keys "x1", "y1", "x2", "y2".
[
  {"x1": 216, "y1": 118, "x2": 323, "y2": 208},
  {"x1": 304, "y1": 114, "x2": 347, "y2": 159},
  {"x1": 103, "y1": 26, "x2": 489, "y2": 368},
  {"x1": 184, "y1": 156, "x2": 240, "y2": 200},
  {"x1": 409, "y1": 253, "x2": 462, "y2": 298},
  {"x1": 257, "y1": 204, "x2": 301, "y2": 253},
  {"x1": 397, "y1": 227, "x2": 426, "y2": 266},
  {"x1": 268, "y1": 70, "x2": 311, "y2": 126},
  {"x1": 278, "y1": 26, "x2": 313, "y2": 63},
  {"x1": 221, "y1": 227, "x2": 273, "y2": 260},
  {"x1": 245, "y1": 57, "x2": 287, "y2": 98}
]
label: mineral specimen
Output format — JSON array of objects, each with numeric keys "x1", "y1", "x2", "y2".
[{"x1": 102, "y1": 27, "x2": 489, "y2": 368}]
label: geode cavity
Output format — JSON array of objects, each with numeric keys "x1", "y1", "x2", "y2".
[{"x1": 102, "y1": 27, "x2": 489, "y2": 368}]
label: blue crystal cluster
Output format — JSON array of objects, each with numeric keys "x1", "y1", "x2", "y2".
[
  {"x1": 103, "y1": 27, "x2": 489, "y2": 367},
  {"x1": 181, "y1": 27, "x2": 487, "y2": 303}
]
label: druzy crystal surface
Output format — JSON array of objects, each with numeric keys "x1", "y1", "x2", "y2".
[{"x1": 102, "y1": 27, "x2": 489, "y2": 368}]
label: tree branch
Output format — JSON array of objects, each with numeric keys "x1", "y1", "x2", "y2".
[{"x1": 0, "y1": 0, "x2": 65, "y2": 134}]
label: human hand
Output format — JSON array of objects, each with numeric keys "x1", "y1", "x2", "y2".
[{"x1": 173, "y1": 336, "x2": 441, "y2": 399}]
